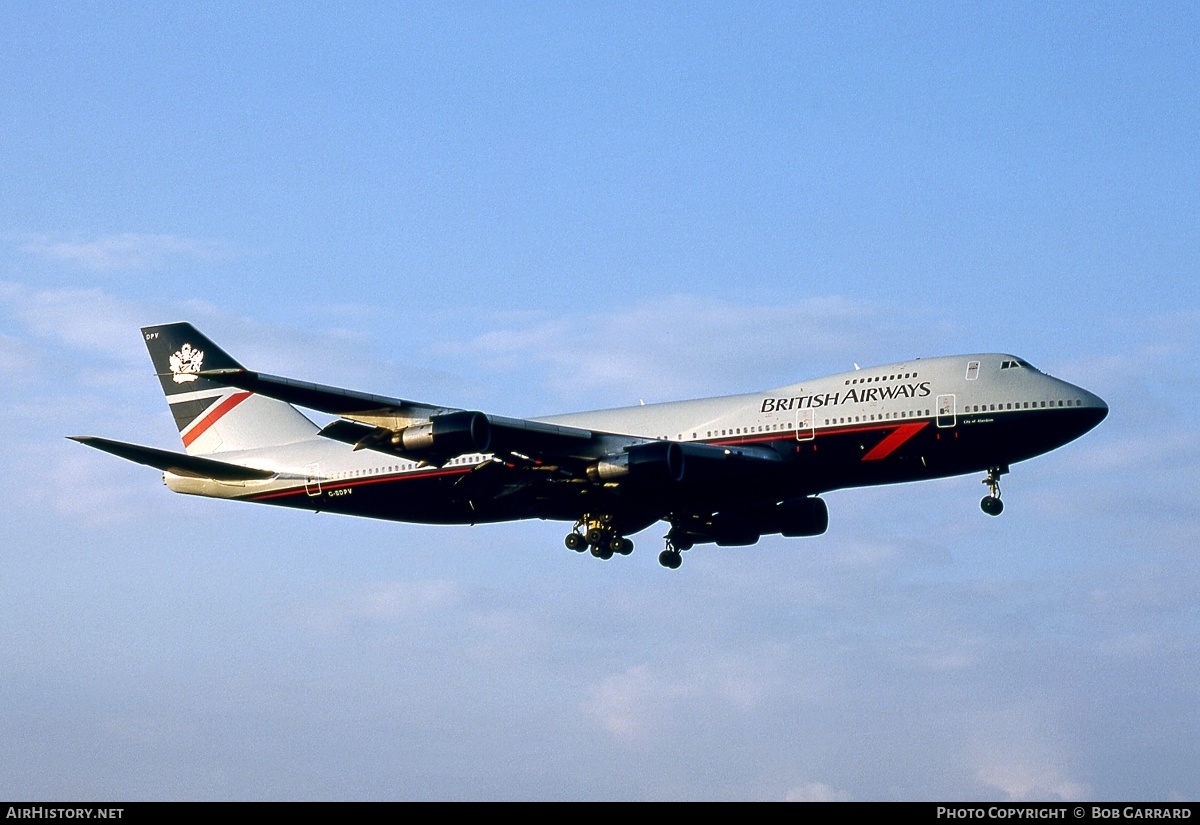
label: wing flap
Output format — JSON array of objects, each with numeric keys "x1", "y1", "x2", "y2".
[
  {"x1": 318, "y1": 413, "x2": 614, "y2": 468},
  {"x1": 69, "y1": 436, "x2": 276, "y2": 481}
]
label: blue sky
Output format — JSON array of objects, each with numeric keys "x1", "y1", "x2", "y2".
[{"x1": 2, "y1": 2, "x2": 1197, "y2": 800}]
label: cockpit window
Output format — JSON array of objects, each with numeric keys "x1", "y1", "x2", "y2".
[{"x1": 1001, "y1": 359, "x2": 1038, "y2": 371}]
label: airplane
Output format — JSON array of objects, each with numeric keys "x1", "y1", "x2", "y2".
[{"x1": 72, "y1": 323, "x2": 1108, "y2": 569}]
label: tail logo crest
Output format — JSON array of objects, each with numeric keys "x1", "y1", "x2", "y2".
[{"x1": 169, "y1": 343, "x2": 204, "y2": 383}]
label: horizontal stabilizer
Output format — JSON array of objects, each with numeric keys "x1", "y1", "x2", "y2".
[{"x1": 69, "y1": 436, "x2": 276, "y2": 481}]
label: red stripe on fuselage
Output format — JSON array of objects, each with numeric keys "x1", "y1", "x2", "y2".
[
  {"x1": 861, "y1": 421, "x2": 928, "y2": 461},
  {"x1": 182, "y1": 391, "x2": 253, "y2": 447},
  {"x1": 248, "y1": 465, "x2": 473, "y2": 501}
]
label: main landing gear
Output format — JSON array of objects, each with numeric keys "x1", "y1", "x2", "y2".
[
  {"x1": 564, "y1": 517, "x2": 634, "y2": 560},
  {"x1": 980, "y1": 465, "x2": 1007, "y2": 516}
]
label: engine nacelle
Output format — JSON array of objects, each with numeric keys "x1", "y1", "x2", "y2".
[
  {"x1": 393, "y1": 410, "x2": 492, "y2": 455},
  {"x1": 671, "y1": 497, "x2": 828, "y2": 548},
  {"x1": 675, "y1": 441, "x2": 782, "y2": 484},
  {"x1": 713, "y1": 528, "x2": 761, "y2": 547},
  {"x1": 587, "y1": 441, "x2": 686, "y2": 483},
  {"x1": 588, "y1": 440, "x2": 783, "y2": 486},
  {"x1": 775, "y1": 496, "x2": 829, "y2": 537}
]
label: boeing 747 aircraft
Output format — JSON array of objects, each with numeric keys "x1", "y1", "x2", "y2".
[{"x1": 74, "y1": 323, "x2": 1107, "y2": 568}]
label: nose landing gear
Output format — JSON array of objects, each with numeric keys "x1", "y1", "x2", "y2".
[
  {"x1": 980, "y1": 465, "x2": 1007, "y2": 516},
  {"x1": 658, "y1": 525, "x2": 694, "y2": 569}
]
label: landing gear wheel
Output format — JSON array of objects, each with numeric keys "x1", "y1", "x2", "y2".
[
  {"x1": 564, "y1": 532, "x2": 586, "y2": 552},
  {"x1": 658, "y1": 549, "x2": 682, "y2": 569},
  {"x1": 980, "y1": 465, "x2": 1007, "y2": 517},
  {"x1": 611, "y1": 536, "x2": 634, "y2": 556},
  {"x1": 592, "y1": 544, "x2": 614, "y2": 560}
]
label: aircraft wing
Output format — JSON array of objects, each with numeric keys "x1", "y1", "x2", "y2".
[
  {"x1": 198, "y1": 368, "x2": 789, "y2": 479},
  {"x1": 198, "y1": 367, "x2": 631, "y2": 468},
  {"x1": 198, "y1": 368, "x2": 453, "y2": 425}
]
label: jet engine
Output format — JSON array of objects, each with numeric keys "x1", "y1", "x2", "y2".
[
  {"x1": 587, "y1": 441, "x2": 685, "y2": 483},
  {"x1": 587, "y1": 440, "x2": 783, "y2": 485},
  {"x1": 774, "y1": 496, "x2": 829, "y2": 537},
  {"x1": 392, "y1": 410, "x2": 492, "y2": 455}
]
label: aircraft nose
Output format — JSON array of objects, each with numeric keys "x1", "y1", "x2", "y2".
[
  {"x1": 1049, "y1": 374, "x2": 1108, "y2": 440},
  {"x1": 1078, "y1": 389, "x2": 1108, "y2": 432}
]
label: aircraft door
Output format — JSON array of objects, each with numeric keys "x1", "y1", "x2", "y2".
[
  {"x1": 305, "y1": 462, "x2": 322, "y2": 497},
  {"x1": 936, "y1": 394, "x2": 956, "y2": 428},
  {"x1": 795, "y1": 408, "x2": 814, "y2": 441}
]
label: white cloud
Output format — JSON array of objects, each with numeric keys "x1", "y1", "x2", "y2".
[
  {"x1": 463, "y1": 607, "x2": 549, "y2": 669},
  {"x1": 0, "y1": 280, "x2": 147, "y2": 361},
  {"x1": 1066, "y1": 430, "x2": 1200, "y2": 476},
  {"x1": 301, "y1": 579, "x2": 464, "y2": 634},
  {"x1": 976, "y1": 763, "x2": 1088, "y2": 803},
  {"x1": 784, "y1": 782, "x2": 853, "y2": 802},
  {"x1": 582, "y1": 652, "x2": 791, "y2": 744},
  {"x1": 583, "y1": 664, "x2": 689, "y2": 741},
  {"x1": 27, "y1": 443, "x2": 159, "y2": 526},
  {"x1": 707, "y1": 651, "x2": 789, "y2": 710},
  {"x1": 969, "y1": 707, "x2": 1091, "y2": 801},
  {"x1": 21, "y1": 233, "x2": 230, "y2": 272},
  {"x1": 355, "y1": 579, "x2": 463, "y2": 621},
  {"x1": 0, "y1": 331, "x2": 43, "y2": 380},
  {"x1": 436, "y1": 294, "x2": 953, "y2": 406},
  {"x1": 0, "y1": 280, "x2": 434, "y2": 398}
]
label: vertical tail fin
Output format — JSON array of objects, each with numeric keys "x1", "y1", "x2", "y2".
[{"x1": 142, "y1": 323, "x2": 319, "y2": 455}]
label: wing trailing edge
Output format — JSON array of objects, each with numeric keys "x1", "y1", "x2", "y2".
[
  {"x1": 317, "y1": 412, "x2": 602, "y2": 466},
  {"x1": 199, "y1": 367, "x2": 612, "y2": 464},
  {"x1": 198, "y1": 368, "x2": 450, "y2": 425}
]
